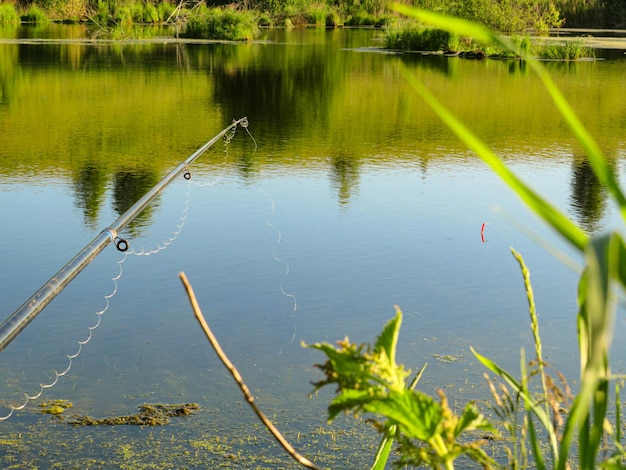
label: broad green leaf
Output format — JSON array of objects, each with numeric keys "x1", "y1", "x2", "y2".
[
  {"x1": 305, "y1": 340, "x2": 367, "y2": 381},
  {"x1": 363, "y1": 390, "x2": 442, "y2": 441},
  {"x1": 328, "y1": 388, "x2": 380, "y2": 421},
  {"x1": 373, "y1": 307, "x2": 402, "y2": 369},
  {"x1": 589, "y1": 380, "x2": 609, "y2": 466}
]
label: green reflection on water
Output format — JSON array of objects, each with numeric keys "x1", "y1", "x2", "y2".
[{"x1": 0, "y1": 28, "x2": 624, "y2": 228}]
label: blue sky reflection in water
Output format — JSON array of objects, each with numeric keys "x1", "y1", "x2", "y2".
[{"x1": 0, "y1": 26, "x2": 625, "y2": 467}]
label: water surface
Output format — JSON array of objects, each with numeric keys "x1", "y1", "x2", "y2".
[{"x1": 0, "y1": 26, "x2": 625, "y2": 467}]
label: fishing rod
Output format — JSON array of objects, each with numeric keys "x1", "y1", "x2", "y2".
[{"x1": 0, "y1": 117, "x2": 249, "y2": 353}]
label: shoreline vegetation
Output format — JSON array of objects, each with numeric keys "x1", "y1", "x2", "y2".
[{"x1": 0, "y1": 0, "x2": 624, "y2": 59}]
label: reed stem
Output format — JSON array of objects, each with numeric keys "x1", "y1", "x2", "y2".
[{"x1": 179, "y1": 272, "x2": 320, "y2": 470}]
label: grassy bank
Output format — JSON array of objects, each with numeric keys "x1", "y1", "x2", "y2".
[{"x1": 2, "y1": 0, "x2": 625, "y2": 35}]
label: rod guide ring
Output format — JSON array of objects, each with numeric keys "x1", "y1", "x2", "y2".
[{"x1": 115, "y1": 237, "x2": 129, "y2": 252}]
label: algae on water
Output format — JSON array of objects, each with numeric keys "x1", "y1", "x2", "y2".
[
  {"x1": 39, "y1": 399, "x2": 74, "y2": 415},
  {"x1": 70, "y1": 403, "x2": 199, "y2": 426}
]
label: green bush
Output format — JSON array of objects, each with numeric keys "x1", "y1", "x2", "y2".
[
  {"x1": 182, "y1": 7, "x2": 260, "y2": 41},
  {"x1": 344, "y1": 10, "x2": 392, "y2": 27},
  {"x1": 536, "y1": 39, "x2": 595, "y2": 60},
  {"x1": 454, "y1": 0, "x2": 563, "y2": 34},
  {"x1": 129, "y1": 2, "x2": 145, "y2": 23},
  {"x1": 143, "y1": 3, "x2": 159, "y2": 23},
  {"x1": 385, "y1": 22, "x2": 456, "y2": 52},
  {"x1": 299, "y1": 3, "x2": 339, "y2": 27},
  {"x1": 114, "y1": 5, "x2": 133, "y2": 28},
  {"x1": 93, "y1": 1, "x2": 174, "y2": 26},
  {"x1": 0, "y1": 4, "x2": 20, "y2": 24},
  {"x1": 23, "y1": 5, "x2": 50, "y2": 24},
  {"x1": 93, "y1": 0, "x2": 112, "y2": 25},
  {"x1": 157, "y1": 2, "x2": 176, "y2": 22},
  {"x1": 344, "y1": 11, "x2": 377, "y2": 26}
]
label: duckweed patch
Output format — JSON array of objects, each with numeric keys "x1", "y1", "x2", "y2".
[
  {"x1": 39, "y1": 399, "x2": 73, "y2": 415},
  {"x1": 0, "y1": 411, "x2": 380, "y2": 468},
  {"x1": 433, "y1": 353, "x2": 463, "y2": 363},
  {"x1": 70, "y1": 403, "x2": 199, "y2": 427}
]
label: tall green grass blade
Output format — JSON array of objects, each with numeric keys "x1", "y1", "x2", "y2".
[
  {"x1": 398, "y1": 65, "x2": 588, "y2": 252},
  {"x1": 589, "y1": 380, "x2": 609, "y2": 465},
  {"x1": 558, "y1": 234, "x2": 620, "y2": 470},
  {"x1": 371, "y1": 425, "x2": 395, "y2": 470},
  {"x1": 472, "y1": 347, "x2": 553, "y2": 435},
  {"x1": 521, "y1": 342, "x2": 554, "y2": 468},
  {"x1": 513, "y1": 252, "x2": 559, "y2": 464},
  {"x1": 526, "y1": 409, "x2": 546, "y2": 470},
  {"x1": 511, "y1": 249, "x2": 553, "y2": 425},
  {"x1": 617, "y1": 382, "x2": 622, "y2": 444}
]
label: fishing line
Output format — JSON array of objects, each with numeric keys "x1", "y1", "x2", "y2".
[
  {"x1": 128, "y1": 120, "x2": 258, "y2": 254},
  {"x1": 188, "y1": 125, "x2": 299, "y2": 349},
  {"x1": 0, "y1": 120, "x2": 259, "y2": 419},
  {"x1": 125, "y1": 120, "x2": 255, "y2": 253},
  {"x1": 189, "y1": 117, "x2": 256, "y2": 189},
  {"x1": 0, "y1": 164, "x2": 192, "y2": 419},
  {"x1": 260, "y1": 183, "x2": 298, "y2": 349},
  {"x1": 241, "y1": 117, "x2": 258, "y2": 150},
  {"x1": 0, "y1": 252, "x2": 127, "y2": 421},
  {"x1": 127, "y1": 180, "x2": 193, "y2": 257},
  {"x1": 189, "y1": 140, "x2": 231, "y2": 189},
  {"x1": 223, "y1": 116, "x2": 257, "y2": 151}
]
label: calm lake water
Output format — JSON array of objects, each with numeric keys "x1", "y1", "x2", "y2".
[{"x1": 0, "y1": 24, "x2": 625, "y2": 467}]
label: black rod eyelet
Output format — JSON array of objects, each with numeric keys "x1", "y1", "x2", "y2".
[{"x1": 115, "y1": 237, "x2": 129, "y2": 252}]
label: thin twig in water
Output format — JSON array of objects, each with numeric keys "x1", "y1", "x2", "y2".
[{"x1": 179, "y1": 272, "x2": 320, "y2": 470}]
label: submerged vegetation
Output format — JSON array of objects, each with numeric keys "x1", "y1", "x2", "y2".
[
  {"x1": 70, "y1": 403, "x2": 200, "y2": 426},
  {"x1": 39, "y1": 399, "x2": 73, "y2": 415}
]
